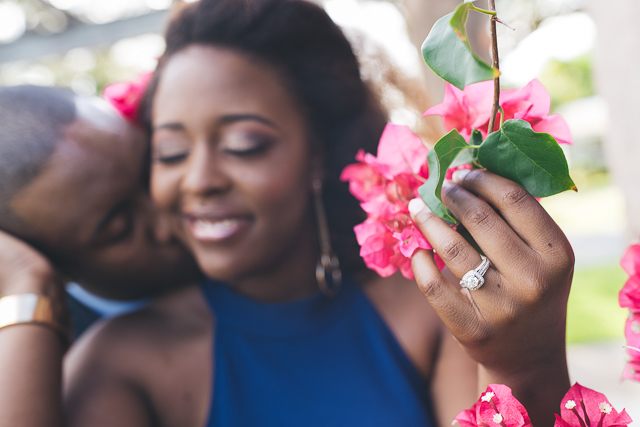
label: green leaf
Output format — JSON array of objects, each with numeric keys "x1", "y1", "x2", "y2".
[
  {"x1": 477, "y1": 119, "x2": 577, "y2": 197},
  {"x1": 418, "y1": 129, "x2": 471, "y2": 224},
  {"x1": 450, "y1": 129, "x2": 482, "y2": 168},
  {"x1": 422, "y1": 4, "x2": 498, "y2": 90},
  {"x1": 449, "y1": 148, "x2": 474, "y2": 169}
]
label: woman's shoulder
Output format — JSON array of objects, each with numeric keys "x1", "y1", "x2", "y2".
[
  {"x1": 70, "y1": 284, "x2": 210, "y2": 353},
  {"x1": 359, "y1": 271, "x2": 445, "y2": 379},
  {"x1": 63, "y1": 283, "x2": 213, "y2": 426}
]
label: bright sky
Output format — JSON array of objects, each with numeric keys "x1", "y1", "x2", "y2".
[{"x1": 501, "y1": 12, "x2": 597, "y2": 86}]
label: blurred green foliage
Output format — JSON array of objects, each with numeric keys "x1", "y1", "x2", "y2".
[
  {"x1": 539, "y1": 53, "x2": 594, "y2": 111},
  {"x1": 567, "y1": 262, "x2": 628, "y2": 344}
]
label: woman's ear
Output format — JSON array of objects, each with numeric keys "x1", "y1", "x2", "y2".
[{"x1": 309, "y1": 138, "x2": 325, "y2": 184}]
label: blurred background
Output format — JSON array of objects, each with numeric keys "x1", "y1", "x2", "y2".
[{"x1": 1, "y1": 0, "x2": 638, "y2": 417}]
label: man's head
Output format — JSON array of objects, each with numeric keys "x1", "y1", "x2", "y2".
[{"x1": 0, "y1": 85, "x2": 200, "y2": 300}]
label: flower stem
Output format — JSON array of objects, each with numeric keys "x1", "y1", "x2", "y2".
[
  {"x1": 570, "y1": 407, "x2": 588, "y2": 427},
  {"x1": 597, "y1": 412, "x2": 607, "y2": 427},
  {"x1": 580, "y1": 399, "x2": 591, "y2": 426},
  {"x1": 487, "y1": 0, "x2": 500, "y2": 135}
]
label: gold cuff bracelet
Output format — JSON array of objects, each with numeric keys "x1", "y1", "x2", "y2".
[{"x1": 0, "y1": 293, "x2": 70, "y2": 346}]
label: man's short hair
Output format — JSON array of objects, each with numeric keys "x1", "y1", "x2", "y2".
[{"x1": 0, "y1": 85, "x2": 77, "y2": 235}]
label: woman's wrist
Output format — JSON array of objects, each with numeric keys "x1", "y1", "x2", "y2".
[
  {"x1": 1, "y1": 267, "x2": 70, "y2": 338},
  {"x1": 0, "y1": 293, "x2": 71, "y2": 348},
  {"x1": 2, "y1": 262, "x2": 61, "y2": 297}
]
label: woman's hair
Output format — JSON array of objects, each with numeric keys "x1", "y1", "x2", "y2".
[{"x1": 141, "y1": 0, "x2": 388, "y2": 278}]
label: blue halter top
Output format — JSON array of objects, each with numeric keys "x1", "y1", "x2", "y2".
[{"x1": 200, "y1": 276, "x2": 435, "y2": 426}]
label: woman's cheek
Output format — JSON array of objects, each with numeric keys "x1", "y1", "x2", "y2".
[{"x1": 150, "y1": 165, "x2": 182, "y2": 211}]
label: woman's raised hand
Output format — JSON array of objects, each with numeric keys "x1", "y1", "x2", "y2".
[{"x1": 409, "y1": 169, "x2": 573, "y2": 425}]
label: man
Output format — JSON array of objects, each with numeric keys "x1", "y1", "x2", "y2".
[
  {"x1": 0, "y1": 84, "x2": 204, "y2": 426},
  {"x1": 0, "y1": 85, "x2": 200, "y2": 303}
]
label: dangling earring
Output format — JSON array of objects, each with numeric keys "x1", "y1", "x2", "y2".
[{"x1": 312, "y1": 179, "x2": 342, "y2": 297}]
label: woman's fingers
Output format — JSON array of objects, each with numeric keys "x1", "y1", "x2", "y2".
[
  {"x1": 452, "y1": 169, "x2": 573, "y2": 260},
  {"x1": 439, "y1": 181, "x2": 532, "y2": 274},
  {"x1": 410, "y1": 199, "x2": 494, "y2": 284},
  {"x1": 410, "y1": 247, "x2": 482, "y2": 341},
  {"x1": 409, "y1": 201, "x2": 511, "y2": 339}
]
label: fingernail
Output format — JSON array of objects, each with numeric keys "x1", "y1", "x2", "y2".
[
  {"x1": 408, "y1": 198, "x2": 429, "y2": 217},
  {"x1": 451, "y1": 168, "x2": 470, "y2": 184}
]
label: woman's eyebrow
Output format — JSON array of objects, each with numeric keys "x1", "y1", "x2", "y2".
[{"x1": 218, "y1": 114, "x2": 280, "y2": 129}]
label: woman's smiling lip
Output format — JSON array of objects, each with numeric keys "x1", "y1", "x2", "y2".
[{"x1": 183, "y1": 212, "x2": 252, "y2": 242}]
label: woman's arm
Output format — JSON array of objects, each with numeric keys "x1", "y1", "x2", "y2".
[
  {"x1": 0, "y1": 231, "x2": 68, "y2": 427},
  {"x1": 429, "y1": 324, "x2": 478, "y2": 426},
  {"x1": 410, "y1": 169, "x2": 573, "y2": 426}
]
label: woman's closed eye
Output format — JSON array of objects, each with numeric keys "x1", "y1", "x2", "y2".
[
  {"x1": 221, "y1": 132, "x2": 273, "y2": 156},
  {"x1": 153, "y1": 138, "x2": 191, "y2": 164}
]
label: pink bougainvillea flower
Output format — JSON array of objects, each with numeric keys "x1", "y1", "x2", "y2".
[
  {"x1": 622, "y1": 359, "x2": 640, "y2": 382},
  {"x1": 619, "y1": 276, "x2": 640, "y2": 313},
  {"x1": 619, "y1": 242, "x2": 640, "y2": 381},
  {"x1": 620, "y1": 243, "x2": 640, "y2": 311},
  {"x1": 621, "y1": 243, "x2": 640, "y2": 277},
  {"x1": 624, "y1": 312, "x2": 640, "y2": 357},
  {"x1": 424, "y1": 79, "x2": 573, "y2": 145},
  {"x1": 554, "y1": 383, "x2": 632, "y2": 427},
  {"x1": 340, "y1": 161, "x2": 384, "y2": 203},
  {"x1": 102, "y1": 72, "x2": 152, "y2": 123},
  {"x1": 354, "y1": 219, "x2": 401, "y2": 278},
  {"x1": 424, "y1": 80, "x2": 494, "y2": 141},
  {"x1": 341, "y1": 123, "x2": 441, "y2": 279},
  {"x1": 454, "y1": 384, "x2": 531, "y2": 427}
]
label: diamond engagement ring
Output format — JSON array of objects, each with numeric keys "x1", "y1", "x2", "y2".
[{"x1": 460, "y1": 258, "x2": 490, "y2": 291}]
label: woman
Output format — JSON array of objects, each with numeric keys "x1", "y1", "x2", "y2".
[{"x1": 0, "y1": 0, "x2": 574, "y2": 425}]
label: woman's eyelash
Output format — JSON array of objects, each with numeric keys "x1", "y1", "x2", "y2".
[
  {"x1": 155, "y1": 152, "x2": 188, "y2": 164},
  {"x1": 224, "y1": 144, "x2": 269, "y2": 156}
]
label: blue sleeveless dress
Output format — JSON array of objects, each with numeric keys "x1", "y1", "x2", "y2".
[{"x1": 200, "y1": 276, "x2": 435, "y2": 426}]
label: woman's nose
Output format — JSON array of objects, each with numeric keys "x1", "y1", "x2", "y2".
[{"x1": 181, "y1": 143, "x2": 231, "y2": 197}]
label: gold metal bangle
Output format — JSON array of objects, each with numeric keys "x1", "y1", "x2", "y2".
[{"x1": 0, "y1": 294, "x2": 70, "y2": 346}]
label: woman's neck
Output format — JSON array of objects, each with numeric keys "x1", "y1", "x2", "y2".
[{"x1": 224, "y1": 219, "x2": 320, "y2": 303}]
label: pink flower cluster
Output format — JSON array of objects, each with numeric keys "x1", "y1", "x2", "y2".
[
  {"x1": 454, "y1": 383, "x2": 632, "y2": 427},
  {"x1": 343, "y1": 79, "x2": 571, "y2": 279},
  {"x1": 340, "y1": 124, "x2": 443, "y2": 279},
  {"x1": 620, "y1": 243, "x2": 640, "y2": 381},
  {"x1": 454, "y1": 384, "x2": 531, "y2": 427},
  {"x1": 424, "y1": 79, "x2": 573, "y2": 145},
  {"x1": 102, "y1": 72, "x2": 152, "y2": 123},
  {"x1": 555, "y1": 383, "x2": 632, "y2": 427}
]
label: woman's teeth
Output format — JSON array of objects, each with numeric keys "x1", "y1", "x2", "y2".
[{"x1": 191, "y1": 218, "x2": 246, "y2": 240}]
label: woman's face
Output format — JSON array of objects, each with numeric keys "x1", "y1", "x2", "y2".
[{"x1": 150, "y1": 45, "x2": 321, "y2": 295}]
